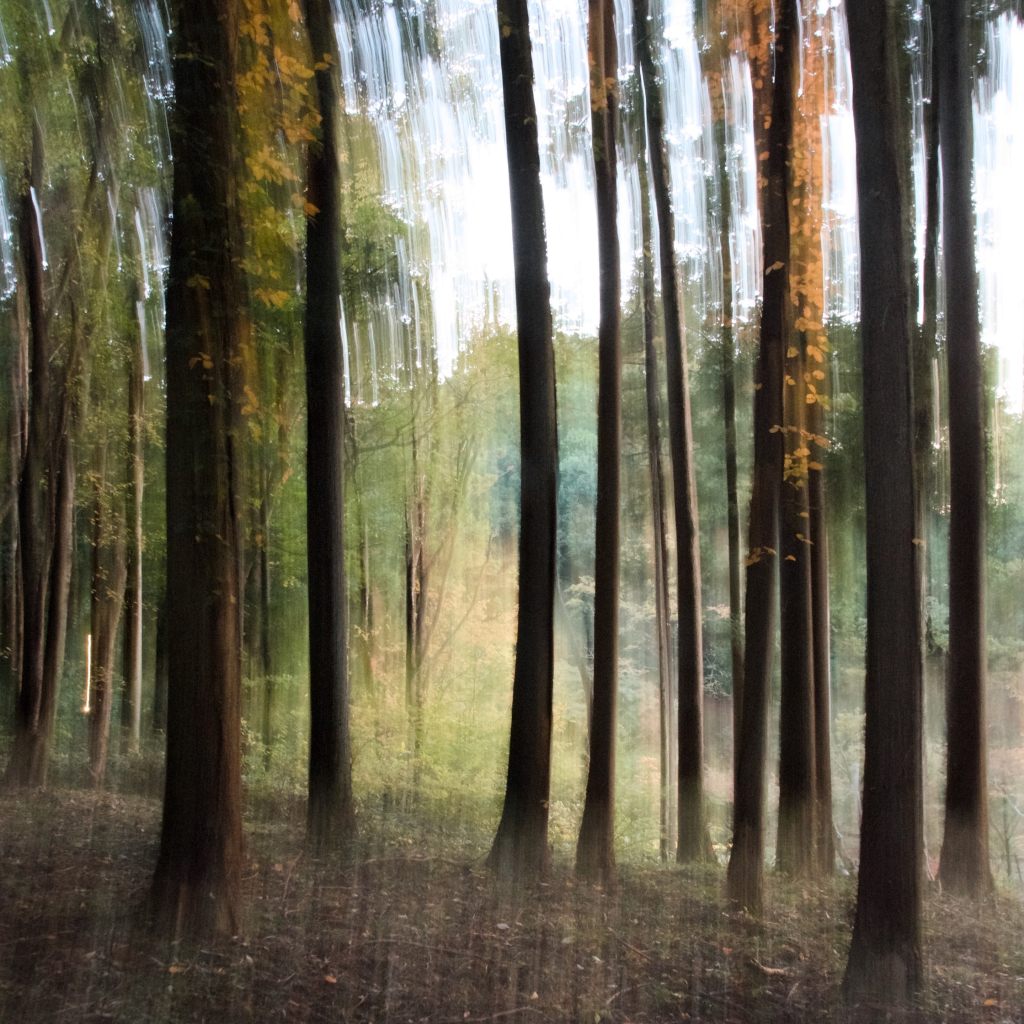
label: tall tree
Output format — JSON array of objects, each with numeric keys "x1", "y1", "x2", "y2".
[
  {"x1": 486, "y1": 0, "x2": 559, "y2": 882},
  {"x1": 633, "y1": 0, "x2": 714, "y2": 864},
  {"x1": 121, "y1": 289, "x2": 145, "y2": 754},
  {"x1": 576, "y1": 0, "x2": 622, "y2": 884},
  {"x1": 88, "y1": 437, "x2": 128, "y2": 788},
  {"x1": 935, "y1": 0, "x2": 992, "y2": 897},
  {"x1": 843, "y1": 0, "x2": 924, "y2": 1002},
  {"x1": 149, "y1": 0, "x2": 247, "y2": 938},
  {"x1": 637, "y1": 113, "x2": 675, "y2": 863},
  {"x1": 304, "y1": 0, "x2": 356, "y2": 854},
  {"x1": 727, "y1": 0, "x2": 793, "y2": 912},
  {"x1": 3, "y1": 121, "x2": 57, "y2": 790},
  {"x1": 702, "y1": 0, "x2": 745, "y2": 803}
]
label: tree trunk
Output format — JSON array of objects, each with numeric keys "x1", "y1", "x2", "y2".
[
  {"x1": 3, "y1": 121, "x2": 56, "y2": 791},
  {"x1": 304, "y1": 0, "x2": 356, "y2": 854},
  {"x1": 89, "y1": 440, "x2": 128, "y2": 789},
  {"x1": 121, "y1": 303, "x2": 145, "y2": 754},
  {"x1": 258, "y1": 456, "x2": 274, "y2": 767},
  {"x1": 935, "y1": 0, "x2": 991, "y2": 898},
  {"x1": 152, "y1": 595, "x2": 168, "y2": 732},
  {"x1": 149, "y1": 0, "x2": 247, "y2": 940},
  {"x1": 726, "y1": 0, "x2": 793, "y2": 912},
  {"x1": 633, "y1": 0, "x2": 713, "y2": 865},
  {"x1": 843, "y1": 0, "x2": 924, "y2": 1002},
  {"x1": 576, "y1": 0, "x2": 621, "y2": 885},
  {"x1": 808, "y1": 453, "x2": 834, "y2": 875},
  {"x1": 777, "y1": 346, "x2": 816, "y2": 878},
  {"x1": 637, "y1": 115, "x2": 675, "y2": 864},
  {"x1": 486, "y1": 0, "x2": 559, "y2": 883}
]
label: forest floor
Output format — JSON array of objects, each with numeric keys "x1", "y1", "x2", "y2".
[{"x1": 0, "y1": 790, "x2": 1022, "y2": 1024}]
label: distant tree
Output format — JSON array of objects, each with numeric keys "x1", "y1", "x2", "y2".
[
  {"x1": 843, "y1": 0, "x2": 924, "y2": 1002},
  {"x1": 304, "y1": 0, "x2": 356, "y2": 854},
  {"x1": 486, "y1": 0, "x2": 559, "y2": 882},
  {"x1": 633, "y1": 0, "x2": 714, "y2": 864},
  {"x1": 149, "y1": 0, "x2": 247, "y2": 938},
  {"x1": 935, "y1": 0, "x2": 992, "y2": 898},
  {"x1": 727, "y1": 0, "x2": 793, "y2": 912},
  {"x1": 576, "y1": 0, "x2": 622, "y2": 885}
]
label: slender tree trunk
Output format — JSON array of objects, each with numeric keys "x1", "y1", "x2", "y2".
[
  {"x1": 638, "y1": 122, "x2": 675, "y2": 864},
  {"x1": 4, "y1": 121, "x2": 56, "y2": 790},
  {"x1": 633, "y1": 0, "x2": 713, "y2": 864},
  {"x1": 149, "y1": 0, "x2": 247, "y2": 939},
  {"x1": 716, "y1": 124, "x2": 744, "y2": 799},
  {"x1": 726, "y1": 0, "x2": 794, "y2": 912},
  {"x1": 304, "y1": 0, "x2": 356, "y2": 853},
  {"x1": 152, "y1": 595, "x2": 168, "y2": 733},
  {"x1": 777, "y1": 348, "x2": 816, "y2": 878},
  {"x1": 936, "y1": 0, "x2": 991, "y2": 896},
  {"x1": 576, "y1": 0, "x2": 622, "y2": 885},
  {"x1": 808, "y1": 447, "x2": 834, "y2": 875},
  {"x1": 843, "y1": 0, "x2": 924, "y2": 1002},
  {"x1": 259, "y1": 456, "x2": 274, "y2": 767},
  {"x1": 486, "y1": 0, "x2": 559, "y2": 882},
  {"x1": 89, "y1": 440, "x2": 128, "y2": 789},
  {"x1": 121, "y1": 304, "x2": 145, "y2": 754},
  {"x1": 37, "y1": 307, "x2": 84, "y2": 790}
]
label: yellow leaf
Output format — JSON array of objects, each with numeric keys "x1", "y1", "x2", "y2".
[
  {"x1": 785, "y1": 555, "x2": 796, "y2": 561},
  {"x1": 187, "y1": 274, "x2": 211, "y2": 290},
  {"x1": 984, "y1": 999, "x2": 998, "y2": 1007},
  {"x1": 325, "y1": 974, "x2": 337, "y2": 984},
  {"x1": 168, "y1": 965, "x2": 184, "y2": 974},
  {"x1": 787, "y1": 346, "x2": 799, "y2": 358},
  {"x1": 912, "y1": 538, "x2": 925, "y2": 546},
  {"x1": 304, "y1": 201, "x2": 320, "y2": 217},
  {"x1": 808, "y1": 462, "x2": 823, "y2": 471},
  {"x1": 813, "y1": 370, "x2": 825, "y2": 380},
  {"x1": 288, "y1": 0, "x2": 301, "y2": 22}
]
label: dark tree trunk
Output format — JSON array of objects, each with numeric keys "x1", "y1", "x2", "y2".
[
  {"x1": 152, "y1": 595, "x2": 168, "y2": 733},
  {"x1": 777, "y1": 350, "x2": 816, "y2": 877},
  {"x1": 37, "y1": 306, "x2": 85, "y2": 790},
  {"x1": 88, "y1": 440, "x2": 128, "y2": 789},
  {"x1": 714, "y1": 113, "x2": 744, "y2": 795},
  {"x1": 576, "y1": 0, "x2": 621, "y2": 885},
  {"x1": 726, "y1": 0, "x2": 793, "y2": 913},
  {"x1": 258, "y1": 457, "x2": 274, "y2": 767},
  {"x1": 304, "y1": 0, "x2": 356, "y2": 854},
  {"x1": 4, "y1": 122, "x2": 56, "y2": 791},
  {"x1": 935, "y1": 0, "x2": 991, "y2": 898},
  {"x1": 121, "y1": 305, "x2": 145, "y2": 754},
  {"x1": 633, "y1": 0, "x2": 713, "y2": 864},
  {"x1": 637, "y1": 120, "x2": 675, "y2": 864},
  {"x1": 149, "y1": 0, "x2": 247, "y2": 939},
  {"x1": 486, "y1": 0, "x2": 558, "y2": 882},
  {"x1": 808, "y1": 447, "x2": 834, "y2": 875},
  {"x1": 843, "y1": 0, "x2": 924, "y2": 1002}
]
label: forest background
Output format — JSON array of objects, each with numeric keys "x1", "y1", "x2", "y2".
[{"x1": 0, "y1": 0, "x2": 1023, "y2": 1020}]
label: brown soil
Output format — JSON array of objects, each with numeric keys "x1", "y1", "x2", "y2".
[{"x1": 0, "y1": 791, "x2": 1021, "y2": 1023}]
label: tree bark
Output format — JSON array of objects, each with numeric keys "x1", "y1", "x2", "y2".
[
  {"x1": 935, "y1": 0, "x2": 991, "y2": 898},
  {"x1": 486, "y1": 0, "x2": 558, "y2": 883},
  {"x1": 726, "y1": 0, "x2": 793, "y2": 912},
  {"x1": 843, "y1": 0, "x2": 924, "y2": 1002},
  {"x1": 89, "y1": 440, "x2": 128, "y2": 789},
  {"x1": 633, "y1": 0, "x2": 713, "y2": 864},
  {"x1": 637, "y1": 115, "x2": 675, "y2": 864},
  {"x1": 304, "y1": 0, "x2": 356, "y2": 854},
  {"x1": 121, "y1": 299, "x2": 145, "y2": 754},
  {"x1": 576, "y1": 0, "x2": 622, "y2": 885},
  {"x1": 3, "y1": 121, "x2": 56, "y2": 790},
  {"x1": 149, "y1": 0, "x2": 247, "y2": 940}
]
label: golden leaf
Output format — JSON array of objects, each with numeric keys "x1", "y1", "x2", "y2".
[{"x1": 186, "y1": 274, "x2": 211, "y2": 290}]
